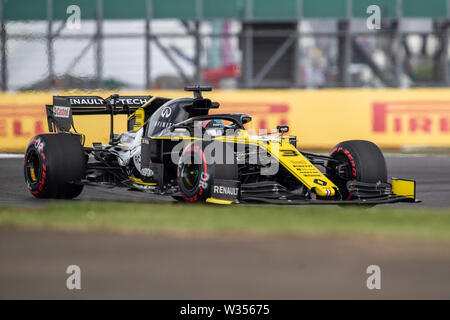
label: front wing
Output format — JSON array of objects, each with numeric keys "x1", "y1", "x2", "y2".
[
  {"x1": 239, "y1": 195, "x2": 419, "y2": 205},
  {"x1": 207, "y1": 178, "x2": 419, "y2": 205}
]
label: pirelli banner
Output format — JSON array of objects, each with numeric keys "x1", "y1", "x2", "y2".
[{"x1": 1, "y1": 89, "x2": 450, "y2": 152}]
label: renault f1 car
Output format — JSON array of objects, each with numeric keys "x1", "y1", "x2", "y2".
[{"x1": 24, "y1": 86, "x2": 418, "y2": 205}]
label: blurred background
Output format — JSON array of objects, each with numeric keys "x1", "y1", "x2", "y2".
[
  {"x1": 1, "y1": 0, "x2": 450, "y2": 151},
  {"x1": 2, "y1": 0, "x2": 450, "y2": 91}
]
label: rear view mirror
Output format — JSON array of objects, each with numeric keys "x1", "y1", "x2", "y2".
[
  {"x1": 240, "y1": 114, "x2": 252, "y2": 125},
  {"x1": 277, "y1": 125, "x2": 289, "y2": 133}
]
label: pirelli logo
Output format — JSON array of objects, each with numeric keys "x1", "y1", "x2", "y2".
[
  {"x1": 373, "y1": 101, "x2": 450, "y2": 134},
  {"x1": 213, "y1": 102, "x2": 289, "y2": 130}
]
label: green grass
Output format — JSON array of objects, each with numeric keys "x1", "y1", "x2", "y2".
[{"x1": 0, "y1": 201, "x2": 450, "y2": 242}]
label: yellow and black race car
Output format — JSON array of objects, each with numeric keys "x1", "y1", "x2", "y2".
[{"x1": 24, "y1": 86, "x2": 418, "y2": 206}]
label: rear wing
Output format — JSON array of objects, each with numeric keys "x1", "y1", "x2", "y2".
[
  {"x1": 46, "y1": 95, "x2": 151, "y2": 132},
  {"x1": 46, "y1": 95, "x2": 169, "y2": 133}
]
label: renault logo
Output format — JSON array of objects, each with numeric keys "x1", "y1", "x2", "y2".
[{"x1": 161, "y1": 107, "x2": 172, "y2": 118}]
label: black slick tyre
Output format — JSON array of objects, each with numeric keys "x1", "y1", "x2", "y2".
[
  {"x1": 177, "y1": 142, "x2": 213, "y2": 202},
  {"x1": 326, "y1": 140, "x2": 387, "y2": 200},
  {"x1": 24, "y1": 134, "x2": 86, "y2": 199}
]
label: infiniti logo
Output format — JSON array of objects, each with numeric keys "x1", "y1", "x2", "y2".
[{"x1": 161, "y1": 107, "x2": 172, "y2": 118}]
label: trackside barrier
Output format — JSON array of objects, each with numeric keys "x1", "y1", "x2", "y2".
[{"x1": 1, "y1": 89, "x2": 450, "y2": 152}]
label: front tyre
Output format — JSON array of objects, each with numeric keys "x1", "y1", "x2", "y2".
[
  {"x1": 326, "y1": 140, "x2": 387, "y2": 200},
  {"x1": 24, "y1": 134, "x2": 86, "y2": 199},
  {"x1": 177, "y1": 142, "x2": 213, "y2": 202}
]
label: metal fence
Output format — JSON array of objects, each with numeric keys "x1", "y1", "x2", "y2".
[{"x1": 1, "y1": 0, "x2": 450, "y2": 90}]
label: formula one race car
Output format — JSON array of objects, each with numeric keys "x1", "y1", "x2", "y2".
[{"x1": 24, "y1": 86, "x2": 418, "y2": 206}]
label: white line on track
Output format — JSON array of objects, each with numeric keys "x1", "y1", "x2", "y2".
[
  {"x1": 0, "y1": 153, "x2": 24, "y2": 159},
  {"x1": 385, "y1": 153, "x2": 449, "y2": 158}
]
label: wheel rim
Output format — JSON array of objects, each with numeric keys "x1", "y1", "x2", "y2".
[
  {"x1": 25, "y1": 149, "x2": 42, "y2": 184},
  {"x1": 180, "y1": 162, "x2": 201, "y2": 192},
  {"x1": 327, "y1": 152, "x2": 354, "y2": 199}
]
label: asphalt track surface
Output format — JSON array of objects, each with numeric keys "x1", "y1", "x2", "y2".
[
  {"x1": 1, "y1": 154, "x2": 450, "y2": 207},
  {"x1": 0, "y1": 155, "x2": 450, "y2": 299}
]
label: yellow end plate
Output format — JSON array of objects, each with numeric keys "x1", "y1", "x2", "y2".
[
  {"x1": 206, "y1": 198, "x2": 233, "y2": 205},
  {"x1": 392, "y1": 178, "x2": 416, "y2": 200}
]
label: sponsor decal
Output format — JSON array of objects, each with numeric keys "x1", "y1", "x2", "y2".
[
  {"x1": 155, "y1": 120, "x2": 173, "y2": 128},
  {"x1": 69, "y1": 98, "x2": 105, "y2": 105},
  {"x1": 313, "y1": 178, "x2": 327, "y2": 186},
  {"x1": 53, "y1": 105, "x2": 70, "y2": 118},
  {"x1": 212, "y1": 179, "x2": 240, "y2": 201},
  {"x1": 117, "y1": 98, "x2": 149, "y2": 106},
  {"x1": 69, "y1": 96, "x2": 150, "y2": 106},
  {"x1": 32, "y1": 137, "x2": 45, "y2": 153},
  {"x1": 199, "y1": 172, "x2": 210, "y2": 189},
  {"x1": 161, "y1": 107, "x2": 172, "y2": 118},
  {"x1": 213, "y1": 185, "x2": 239, "y2": 196},
  {"x1": 373, "y1": 101, "x2": 450, "y2": 134}
]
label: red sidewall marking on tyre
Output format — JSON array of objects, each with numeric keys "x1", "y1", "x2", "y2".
[
  {"x1": 27, "y1": 138, "x2": 47, "y2": 196},
  {"x1": 180, "y1": 145, "x2": 208, "y2": 202},
  {"x1": 330, "y1": 146, "x2": 357, "y2": 200}
]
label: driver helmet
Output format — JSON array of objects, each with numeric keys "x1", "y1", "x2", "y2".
[
  {"x1": 201, "y1": 119, "x2": 224, "y2": 129},
  {"x1": 201, "y1": 119, "x2": 224, "y2": 137}
]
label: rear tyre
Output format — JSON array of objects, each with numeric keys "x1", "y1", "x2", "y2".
[
  {"x1": 326, "y1": 140, "x2": 387, "y2": 200},
  {"x1": 24, "y1": 134, "x2": 86, "y2": 199}
]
